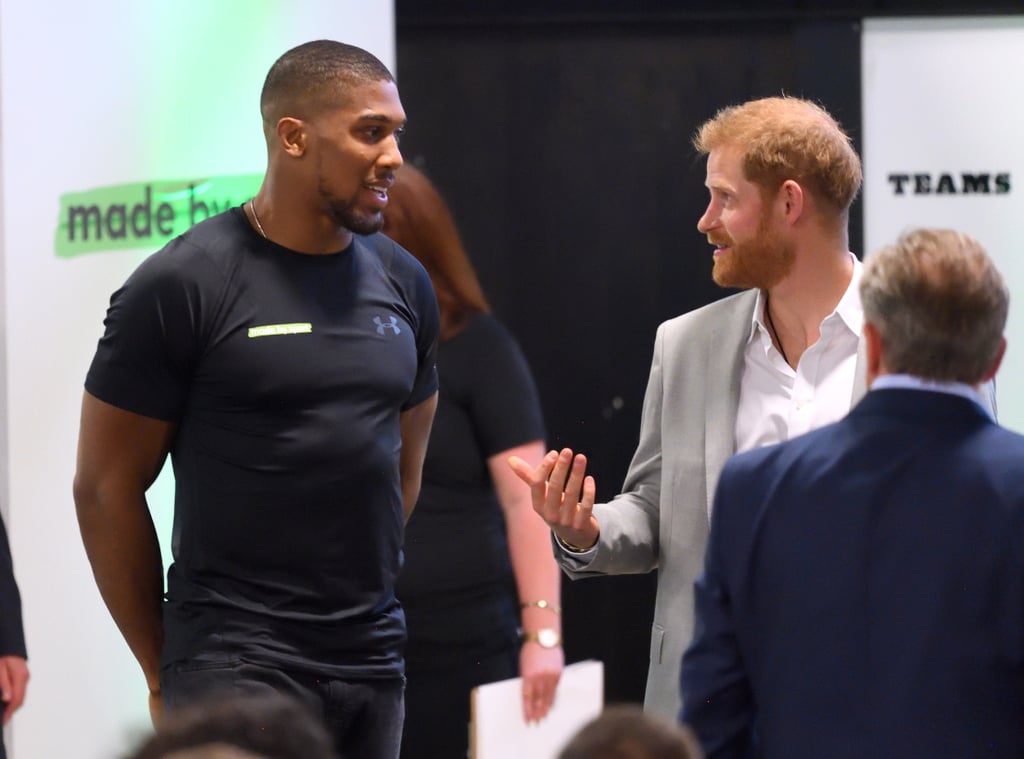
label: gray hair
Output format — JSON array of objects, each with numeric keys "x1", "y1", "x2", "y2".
[{"x1": 860, "y1": 228, "x2": 1008, "y2": 384}]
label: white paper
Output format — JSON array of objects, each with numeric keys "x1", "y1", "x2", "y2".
[{"x1": 470, "y1": 659, "x2": 604, "y2": 759}]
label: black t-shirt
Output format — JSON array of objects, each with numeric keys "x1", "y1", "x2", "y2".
[
  {"x1": 397, "y1": 314, "x2": 544, "y2": 656},
  {"x1": 85, "y1": 206, "x2": 439, "y2": 678}
]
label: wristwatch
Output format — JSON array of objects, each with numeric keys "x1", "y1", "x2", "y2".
[{"x1": 522, "y1": 627, "x2": 562, "y2": 649}]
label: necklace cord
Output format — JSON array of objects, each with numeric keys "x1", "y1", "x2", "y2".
[
  {"x1": 764, "y1": 295, "x2": 790, "y2": 366},
  {"x1": 248, "y1": 199, "x2": 267, "y2": 238}
]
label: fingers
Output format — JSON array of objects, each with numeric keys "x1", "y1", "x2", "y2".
[
  {"x1": 539, "y1": 449, "x2": 576, "y2": 521},
  {"x1": 0, "y1": 659, "x2": 10, "y2": 703},
  {"x1": 573, "y1": 475, "x2": 597, "y2": 531},
  {"x1": 520, "y1": 647, "x2": 564, "y2": 723},
  {"x1": 4, "y1": 676, "x2": 26, "y2": 723},
  {"x1": 559, "y1": 453, "x2": 588, "y2": 524},
  {"x1": 543, "y1": 449, "x2": 592, "y2": 532},
  {"x1": 521, "y1": 669, "x2": 561, "y2": 723},
  {"x1": 509, "y1": 451, "x2": 557, "y2": 514},
  {"x1": 508, "y1": 454, "x2": 541, "y2": 486},
  {"x1": 0, "y1": 657, "x2": 27, "y2": 725},
  {"x1": 510, "y1": 449, "x2": 598, "y2": 546}
]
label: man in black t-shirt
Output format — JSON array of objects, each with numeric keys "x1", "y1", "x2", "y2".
[{"x1": 73, "y1": 41, "x2": 438, "y2": 759}]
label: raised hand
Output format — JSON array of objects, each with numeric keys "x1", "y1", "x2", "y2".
[{"x1": 509, "y1": 448, "x2": 599, "y2": 551}]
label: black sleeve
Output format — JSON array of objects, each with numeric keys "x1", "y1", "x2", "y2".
[
  {"x1": 404, "y1": 260, "x2": 440, "y2": 411},
  {"x1": 0, "y1": 513, "x2": 27, "y2": 658},
  {"x1": 370, "y1": 234, "x2": 439, "y2": 411},
  {"x1": 84, "y1": 241, "x2": 217, "y2": 421},
  {"x1": 453, "y1": 314, "x2": 546, "y2": 456}
]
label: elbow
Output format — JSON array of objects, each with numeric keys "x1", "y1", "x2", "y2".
[
  {"x1": 72, "y1": 470, "x2": 89, "y2": 508},
  {"x1": 72, "y1": 469, "x2": 106, "y2": 523},
  {"x1": 72, "y1": 472, "x2": 93, "y2": 519}
]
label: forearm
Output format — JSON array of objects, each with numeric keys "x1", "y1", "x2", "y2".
[
  {"x1": 399, "y1": 475, "x2": 421, "y2": 525},
  {"x1": 399, "y1": 393, "x2": 438, "y2": 524},
  {"x1": 505, "y1": 502, "x2": 563, "y2": 635},
  {"x1": 492, "y1": 442, "x2": 562, "y2": 634},
  {"x1": 75, "y1": 489, "x2": 164, "y2": 689}
]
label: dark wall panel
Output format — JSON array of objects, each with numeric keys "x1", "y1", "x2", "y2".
[{"x1": 396, "y1": 18, "x2": 861, "y2": 704}]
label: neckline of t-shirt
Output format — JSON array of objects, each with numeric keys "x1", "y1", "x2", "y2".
[{"x1": 232, "y1": 204, "x2": 355, "y2": 259}]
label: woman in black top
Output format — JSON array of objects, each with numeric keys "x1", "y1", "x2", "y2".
[{"x1": 384, "y1": 165, "x2": 564, "y2": 759}]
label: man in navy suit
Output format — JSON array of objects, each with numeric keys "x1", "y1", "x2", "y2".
[
  {"x1": 0, "y1": 513, "x2": 28, "y2": 759},
  {"x1": 680, "y1": 228, "x2": 1024, "y2": 758}
]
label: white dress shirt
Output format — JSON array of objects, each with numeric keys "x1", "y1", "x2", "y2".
[
  {"x1": 871, "y1": 374, "x2": 993, "y2": 419},
  {"x1": 735, "y1": 253, "x2": 863, "y2": 453}
]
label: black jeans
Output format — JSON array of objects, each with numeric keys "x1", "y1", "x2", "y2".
[
  {"x1": 401, "y1": 642, "x2": 518, "y2": 759},
  {"x1": 162, "y1": 658, "x2": 405, "y2": 759}
]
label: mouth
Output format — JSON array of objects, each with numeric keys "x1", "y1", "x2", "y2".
[
  {"x1": 363, "y1": 177, "x2": 393, "y2": 209},
  {"x1": 708, "y1": 239, "x2": 731, "y2": 257}
]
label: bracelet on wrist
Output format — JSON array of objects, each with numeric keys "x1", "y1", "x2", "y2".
[
  {"x1": 520, "y1": 627, "x2": 562, "y2": 649},
  {"x1": 521, "y1": 599, "x2": 561, "y2": 614},
  {"x1": 557, "y1": 533, "x2": 597, "y2": 553}
]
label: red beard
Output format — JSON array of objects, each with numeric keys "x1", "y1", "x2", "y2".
[{"x1": 711, "y1": 212, "x2": 795, "y2": 290}]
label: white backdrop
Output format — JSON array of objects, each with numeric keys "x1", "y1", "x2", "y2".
[
  {"x1": 0, "y1": 4, "x2": 394, "y2": 757},
  {"x1": 862, "y1": 16, "x2": 1024, "y2": 430}
]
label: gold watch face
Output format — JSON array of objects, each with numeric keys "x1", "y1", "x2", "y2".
[{"x1": 536, "y1": 627, "x2": 560, "y2": 648}]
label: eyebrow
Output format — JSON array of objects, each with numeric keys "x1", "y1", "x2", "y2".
[{"x1": 356, "y1": 113, "x2": 405, "y2": 126}]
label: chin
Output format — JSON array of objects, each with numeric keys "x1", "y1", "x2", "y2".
[
  {"x1": 351, "y1": 220, "x2": 385, "y2": 236},
  {"x1": 712, "y1": 263, "x2": 745, "y2": 289},
  {"x1": 338, "y1": 210, "x2": 385, "y2": 236}
]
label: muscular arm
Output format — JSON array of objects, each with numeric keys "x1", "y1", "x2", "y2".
[
  {"x1": 72, "y1": 391, "x2": 176, "y2": 696},
  {"x1": 490, "y1": 441, "x2": 564, "y2": 722},
  {"x1": 398, "y1": 392, "x2": 438, "y2": 524}
]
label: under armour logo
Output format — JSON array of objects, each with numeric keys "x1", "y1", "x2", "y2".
[{"x1": 374, "y1": 315, "x2": 402, "y2": 335}]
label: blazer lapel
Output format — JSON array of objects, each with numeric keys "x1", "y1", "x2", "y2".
[{"x1": 704, "y1": 291, "x2": 757, "y2": 515}]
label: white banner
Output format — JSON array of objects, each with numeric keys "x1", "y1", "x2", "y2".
[
  {"x1": 0, "y1": 4, "x2": 394, "y2": 757},
  {"x1": 863, "y1": 17, "x2": 1024, "y2": 430}
]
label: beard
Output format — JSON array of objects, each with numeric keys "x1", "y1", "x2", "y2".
[
  {"x1": 711, "y1": 212, "x2": 795, "y2": 290},
  {"x1": 330, "y1": 202, "x2": 384, "y2": 236},
  {"x1": 321, "y1": 193, "x2": 385, "y2": 236},
  {"x1": 316, "y1": 164, "x2": 387, "y2": 236}
]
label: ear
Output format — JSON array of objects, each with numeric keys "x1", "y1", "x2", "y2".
[
  {"x1": 863, "y1": 321, "x2": 884, "y2": 388},
  {"x1": 777, "y1": 179, "x2": 804, "y2": 225},
  {"x1": 276, "y1": 117, "x2": 308, "y2": 157},
  {"x1": 980, "y1": 336, "x2": 1007, "y2": 383}
]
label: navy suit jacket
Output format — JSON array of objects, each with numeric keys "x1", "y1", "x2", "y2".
[
  {"x1": 0, "y1": 512, "x2": 26, "y2": 660},
  {"x1": 680, "y1": 388, "x2": 1024, "y2": 759}
]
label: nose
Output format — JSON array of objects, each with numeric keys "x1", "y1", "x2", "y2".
[
  {"x1": 380, "y1": 135, "x2": 403, "y2": 170},
  {"x1": 696, "y1": 200, "x2": 717, "y2": 234}
]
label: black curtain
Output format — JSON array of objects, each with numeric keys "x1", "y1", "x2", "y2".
[{"x1": 394, "y1": 14, "x2": 861, "y2": 704}]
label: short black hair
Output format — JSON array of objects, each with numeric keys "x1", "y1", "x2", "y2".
[
  {"x1": 123, "y1": 692, "x2": 339, "y2": 759},
  {"x1": 260, "y1": 39, "x2": 394, "y2": 124}
]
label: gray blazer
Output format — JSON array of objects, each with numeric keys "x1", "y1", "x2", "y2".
[
  {"x1": 559, "y1": 287, "x2": 998, "y2": 718},
  {"x1": 558, "y1": 289, "x2": 865, "y2": 718}
]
